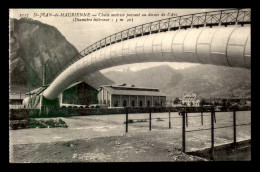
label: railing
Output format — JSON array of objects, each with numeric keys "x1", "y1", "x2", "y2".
[
  {"x1": 123, "y1": 106, "x2": 250, "y2": 160},
  {"x1": 180, "y1": 108, "x2": 251, "y2": 160},
  {"x1": 124, "y1": 107, "x2": 181, "y2": 132},
  {"x1": 123, "y1": 106, "x2": 216, "y2": 132},
  {"x1": 48, "y1": 8, "x2": 251, "y2": 84}
]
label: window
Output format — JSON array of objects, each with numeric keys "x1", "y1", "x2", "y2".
[
  {"x1": 114, "y1": 100, "x2": 118, "y2": 107},
  {"x1": 139, "y1": 100, "x2": 143, "y2": 107},
  {"x1": 123, "y1": 100, "x2": 127, "y2": 107},
  {"x1": 132, "y1": 100, "x2": 135, "y2": 107},
  {"x1": 147, "y1": 100, "x2": 150, "y2": 107}
]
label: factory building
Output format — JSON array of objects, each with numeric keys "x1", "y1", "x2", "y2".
[
  {"x1": 59, "y1": 81, "x2": 98, "y2": 107},
  {"x1": 97, "y1": 84, "x2": 166, "y2": 107},
  {"x1": 24, "y1": 85, "x2": 50, "y2": 109},
  {"x1": 23, "y1": 81, "x2": 98, "y2": 108}
]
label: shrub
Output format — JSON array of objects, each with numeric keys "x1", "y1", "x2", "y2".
[
  {"x1": 123, "y1": 119, "x2": 134, "y2": 124},
  {"x1": 136, "y1": 119, "x2": 148, "y2": 123},
  {"x1": 10, "y1": 109, "x2": 29, "y2": 120},
  {"x1": 238, "y1": 105, "x2": 251, "y2": 111},
  {"x1": 28, "y1": 118, "x2": 68, "y2": 128},
  {"x1": 28, "y1": 119, "x2": 47, "y2": 128},
  {"x1": 156, "y1": 118, "x2": 164, "y2": 121},
  {"x1": 10, "y1": 120, "x2": 28, "y2": 130}
]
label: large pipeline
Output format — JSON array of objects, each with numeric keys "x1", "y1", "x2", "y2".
[{"x1": 43, "y1": 25, "x2": 251, "y2": 100}]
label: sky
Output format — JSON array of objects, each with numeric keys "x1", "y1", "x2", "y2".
[{"x1": 10, "y1": 8, "x2": 225, "y2": 72}]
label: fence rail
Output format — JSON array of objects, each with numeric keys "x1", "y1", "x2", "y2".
[
  {"x1": 123, "y1": 107, "x2": 250, "y2": 161},
  {"x1": 185, "y1": 123, "x2": 251, "y2": 133},
  {"x1": 48, "y1": 8, "x2": 251, "y2": 84},
  {"x1": 180, "y1": 109, "x2": 251, "y2": 160}
]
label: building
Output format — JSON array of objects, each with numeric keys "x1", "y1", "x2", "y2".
[
  {"x1": 182, "y1": 93, "x2": 201, "y2": 107},
  {"x1": 59, "y1": 81, "x2": 98, "y2": 107},
  {"x1": 23, "y1": 81, "x2": 98, "y2": 108},
  {"x1": 9, "y1": 93, "x2": 26, "y2": 109},
  {"x1": 97, "y1": 84, "x2": 166, "y2": 107},
  {"x1": 24, "y1": 85, "x2": 49, "y2": 109}
]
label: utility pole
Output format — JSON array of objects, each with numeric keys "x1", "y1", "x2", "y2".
[{"x1": 42, "y1": 63, "x2": 46, "y2": 86}]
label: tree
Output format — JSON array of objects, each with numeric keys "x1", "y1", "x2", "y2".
[
  {"x1": 221, "y1": 98, "x2": 227, "y2": 107},
  {"x1": 200, "y1": 98, "x2": 206, "y2": 106},
  {"x1": 173, "y1": 97, "x2": 180, "y2": 104},
  {"x1": 227, "y1": 101, "x2": 231, "y2": 107}
]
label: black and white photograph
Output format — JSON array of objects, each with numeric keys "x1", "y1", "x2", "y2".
[{"x1": 9, "y1": 8, "x2": 251, "y2": 163}]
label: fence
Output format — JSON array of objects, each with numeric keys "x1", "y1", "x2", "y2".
[
  {"x1": 124, "y1": 107, "x2": 187, "y2": 133},
  {"x1": 123, "y1": 106, "x2": 223, "y2": 133},
  {"x1": 123, "y1": 107, "x2": 250, "y2": 160},
  {"x1": 10, "y1": 106, "x2": 184, "y2": 118},
  {"x1": 179, "y1": 108, "x2": 251, "y2": 160}
]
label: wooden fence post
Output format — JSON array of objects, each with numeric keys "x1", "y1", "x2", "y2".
[
  {"x1": 201, "y1": 111, "x2": 203, "y2": 125},
  {"x1": 149, "y1": 108, "x2": 152, "y2": 131},
  {"x1": 233, "y1": 110, "x2": 237, "y2": 149},
  {"x1": 169, "y1": 108, "x2": 171, "y2": 129},
  {"x1": 125, "y1": 107, "x2": 128, "y2": 133},
  {"x1": 210, "y1": 110, "x2": 215, "y2": 160},
  {"x1": 186, "y1": 112, "x2": 188, "y2": 127},
  {"x1": 182, "y1": 111, "x2": 186, "y2": 152}
]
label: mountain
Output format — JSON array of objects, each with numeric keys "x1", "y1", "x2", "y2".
[
  {"x1": 10, "y1": 18, "x2": 113, "y2": 93},
  {"x1": 102, "y1": 64, "x2": 251, "y2": 99},
  {"x1": 104, "y1": 65, "x2": 183, "y2": 89},
  {"x1": 10, "y1": 18, "x2": 79, "y2": 87},
  {"x1": 81, "y1": 72, "x2": 114, "y2": 90}
]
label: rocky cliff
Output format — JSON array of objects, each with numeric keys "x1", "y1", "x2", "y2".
[{"x1": 10, "y1": 18, "x2": 114, "y2": 93}]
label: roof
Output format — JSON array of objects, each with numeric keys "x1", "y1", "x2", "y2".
[
  {"x1": 65, "y1": 81, "x2": 84, "y2": 90},
  {"x1": 25, "y1": 85, "x2": 49, "y2": 95},
  {"x1": 25, "y1": 81, "x2": 96, "y2": 96},
  {"x1": 99, "y1": 84, "x2": 159, "y2": 91},
  {"x1": 100, "y1": 85, "x2": 166, "y2": 97},
  {"x1": 183, "y1": 93, "x2": 198, "y2": 99}
]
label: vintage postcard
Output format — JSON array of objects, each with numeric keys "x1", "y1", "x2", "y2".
[{"x1": 9, "y1": 8, "x2": 251, "y2": 162}]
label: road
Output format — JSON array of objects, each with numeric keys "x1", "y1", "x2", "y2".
[{"x1": 9, "y1": 111, "x2": 251, "y2": 162}]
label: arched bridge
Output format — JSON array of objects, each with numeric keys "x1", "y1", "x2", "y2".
[{"x1": 43, "y1": 8, "x2": 251, "y2": 100}]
